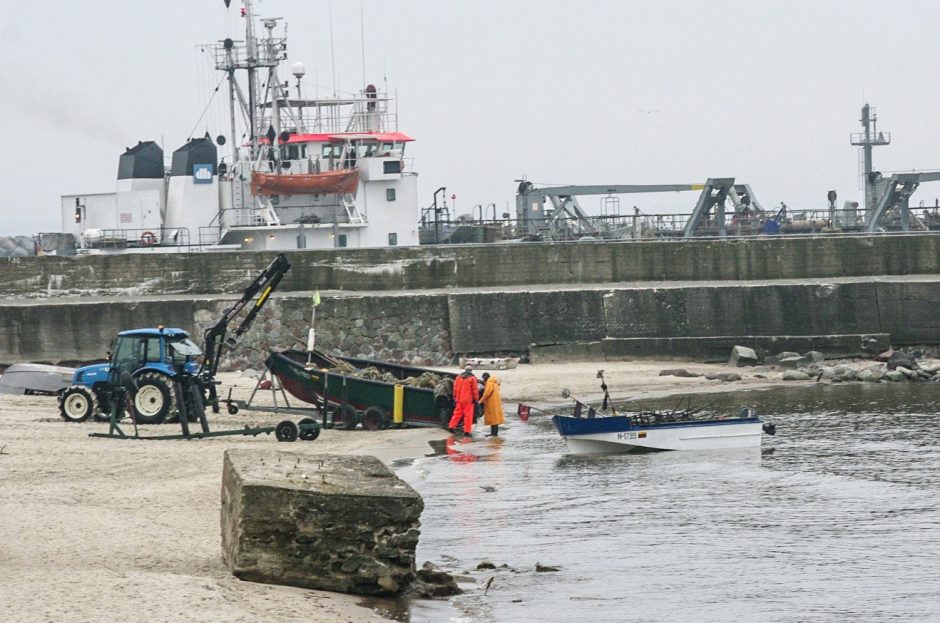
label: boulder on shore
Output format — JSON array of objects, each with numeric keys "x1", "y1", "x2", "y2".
[
  {"x1": 803, "y1": 351, "x2": 825, "y2": 363},
  {"x1": 705, "y1": 372, "x2": 742, "y2": 382},
  {"x1": 406, "y1": 562, "x2": 462, "y2": 599},
  {"x1": 728, "y1": 345, "x2": 758, "y2": 367},
  {"x1": 887, "y1": 351, "x2": 919, "y2": 371},
  {"x1": 659, "y1": 369, "x2": 703, "y2": 378}
]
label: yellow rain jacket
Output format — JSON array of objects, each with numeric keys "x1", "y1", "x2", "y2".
[{"x1": 481, "y1": 375, "x2": 505, "y2": 425}]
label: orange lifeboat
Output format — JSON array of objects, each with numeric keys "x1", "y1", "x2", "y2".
[{"x1": 250, "y1": 168, "x2": 359, "y2": 196}]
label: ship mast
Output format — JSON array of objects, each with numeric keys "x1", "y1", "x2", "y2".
[
  {"x1": 214, "y1": 0, "x2": 287, "y2": 161},
  {"x1": 244, "y1": 0, "x2": 258, "y2": 150}
]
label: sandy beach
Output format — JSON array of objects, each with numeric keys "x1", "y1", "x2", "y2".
[{"x1": 0, "y1": 359, "x2": 846, "y2": 622}]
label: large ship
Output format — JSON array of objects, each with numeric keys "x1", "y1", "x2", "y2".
[{"x1": 58, "y1": 0, "x2": 418, "y2": 254}]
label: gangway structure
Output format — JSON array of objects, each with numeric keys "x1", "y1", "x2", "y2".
[
  {"x1": 516, "y1": 181, "x2": 706, "y2": 238},
  {"x1": 866, "y1": 172, "x2": 940, "y2": 232},
  {"x1": 516, "y1": 179, "x2": 769, "y2": 239}
]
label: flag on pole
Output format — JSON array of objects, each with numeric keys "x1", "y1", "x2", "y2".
[{"x1": 312, "y1": 290, "x2": 321, "y2": 306}]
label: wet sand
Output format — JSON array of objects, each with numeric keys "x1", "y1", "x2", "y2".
[{"x1": 0, "y1": 359, "x2": 862, "y2": 622}]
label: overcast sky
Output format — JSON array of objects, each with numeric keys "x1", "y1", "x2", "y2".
[{"x1": 3, "y1": 0, "x2": 940, "y2": 236}]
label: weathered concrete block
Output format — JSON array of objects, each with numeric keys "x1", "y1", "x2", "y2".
[
  {"x1": 778, "y1": 356, "x2": 807, "y2": 369},
  {"x1": 803, "y1": 350, "x2": 826, "y2": 363},
  {"x1": 729, "y1": 345, "x2": 758, "y2": 367},
  {"x1": 221, "y1": 450, "x2": 424, "y2": 596}
]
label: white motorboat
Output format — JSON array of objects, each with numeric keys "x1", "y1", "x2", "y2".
[{"x1": 551, "y1": 405, "x2": 772, "y2": 454}]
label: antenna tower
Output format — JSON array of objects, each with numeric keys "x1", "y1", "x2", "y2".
[{"x1": 850, "y1": 103, "x2": 891, "y2": 216}]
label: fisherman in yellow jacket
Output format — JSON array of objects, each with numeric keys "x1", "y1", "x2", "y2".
[{"x1": 480, "y1": 372, "x2": 505, "y2": 437}]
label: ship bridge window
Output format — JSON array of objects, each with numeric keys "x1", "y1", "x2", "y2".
[
  {"x1": 386, "y1": 188, "x2": 396, "y2": 201},
  {"x1": 284, "y1": 144, "x2": 306, "y2": 160},
  {"x1": 322, "y1": 144, "x2": 343, "y2": 158},
  {"x1": 383, "y1": 160, "x2": 402, "y2": 174}
]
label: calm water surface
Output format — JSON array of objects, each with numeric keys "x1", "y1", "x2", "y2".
[{"x1": 393, "y1": 383, "x2": 940, "y2": 622}]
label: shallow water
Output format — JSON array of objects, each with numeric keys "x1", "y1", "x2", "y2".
[{"x1": 394, "y1": 383, "x2": 940, "y2": 622}]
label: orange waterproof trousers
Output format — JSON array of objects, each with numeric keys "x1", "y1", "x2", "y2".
[{"x1": 448, "y1": 402, "x2": 475, "y2": 433}]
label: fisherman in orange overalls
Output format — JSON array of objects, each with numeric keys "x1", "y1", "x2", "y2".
[{"x1": 448, "y1": 365, "x2": 480, "y2": 437}]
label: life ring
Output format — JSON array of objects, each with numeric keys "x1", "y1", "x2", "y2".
[{"x1": 140, "y1": 231, "x2": 157, "y2": 246}]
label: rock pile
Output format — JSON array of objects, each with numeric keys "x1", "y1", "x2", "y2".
[{"x1": 724, "y1": 345, "x2": 940, "y2": 384}]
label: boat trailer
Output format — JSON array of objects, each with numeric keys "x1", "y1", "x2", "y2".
[{"x1": 88, "y1": 376, "x2": 320, "y2": 442}]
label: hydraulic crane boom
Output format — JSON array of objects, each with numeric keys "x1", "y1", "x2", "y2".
[{"x1": 201, "y1": 253, "x2": 292, "y2": 379}]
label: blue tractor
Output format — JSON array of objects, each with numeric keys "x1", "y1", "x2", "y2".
[
  {"x1": 58, "y1": 328, "x2": 205, "y2": 424},
  {"x1": 57, "y1": 254, "x2": 291, "y2": 424}
]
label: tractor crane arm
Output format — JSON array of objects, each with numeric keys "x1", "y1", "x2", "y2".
[{"x1": 201, "y1": 253, "x2": 292, "y2": 379}]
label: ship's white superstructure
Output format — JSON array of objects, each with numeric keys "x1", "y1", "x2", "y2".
[{"x1": 61, "y1": 0, "x2": 418, "y2": 254}]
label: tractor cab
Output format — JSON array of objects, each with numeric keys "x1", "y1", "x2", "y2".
[{"x1": 110, "y1": 328, "x2": 202, "y2": 378}]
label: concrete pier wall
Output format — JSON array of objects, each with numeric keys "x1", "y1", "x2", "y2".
[
  {"x1": 3, "y1": 234, "x2": 940, "y2": 298},
  {"x1": 3, "y1": 235, "x2": 940, "y2": 366},
  {"x1": 2, "y1": 278, "x2": 938, "y2": 367}
]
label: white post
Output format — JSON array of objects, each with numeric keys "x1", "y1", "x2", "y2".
[{"x1": 306, "y1": 300, "x2": 316, "y2": 365}]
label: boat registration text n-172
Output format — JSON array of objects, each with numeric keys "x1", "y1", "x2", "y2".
[{"x1": 617, "y1": 432, "x2": 647, "y2": 440}]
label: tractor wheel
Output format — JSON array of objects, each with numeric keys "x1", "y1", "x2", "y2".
[
  {"x1": 298, "y1": 417, "x2": 320, "y2": 441},
  {"x1": 59, "y1": 386, "x2": 95, "y2": 422},
  {"x1": 362, "y1": 406, "x2": 389, "y2": 431},
  {"x1": 275, "y1": 420, "x2": 299, "y2": 442},
  {"x1": 132, "y1": 372, "x2": 176, "y2": 425},
  {"x1": 332, "y1": 404, "x2": 359, "y2": 430}
]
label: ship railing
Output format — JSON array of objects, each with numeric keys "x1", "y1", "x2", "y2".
[
  {"x1": 217, "y1": 204, "x2": 357, "y2": 229},
  {"x1": 418, "y1": 207, "x2": 940, "y2": 243},
  {"x1": 270, "y1": 91, "x2": 399, "y2": 135},
  {"x1": 79, "y1": 227, "x2": 193, "y2": 250},
  {"x1": 211, "y1": 38, "x2": 284, "y2": 70}
]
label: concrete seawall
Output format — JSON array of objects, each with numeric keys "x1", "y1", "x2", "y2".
[
  {"x1": 3, "y1": 235, "x2": 939, "y2": 366},
  {"x1": 3, "y1": 234, "x2": 940, "y2": 298},
  {"x1": 2, "y1": 275, "x2": 938, "y2": 367}
]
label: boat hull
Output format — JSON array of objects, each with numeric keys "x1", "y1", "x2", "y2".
[
  {"x1": 0, "y1": 363, "x2": 76, "y2": 395},
  {"x1": 552, "y1": 414, "x2": 763, "y2": 454},
  {"x1": 250, "y1": 169, "x2": 359, "y2": 196},
  {"x1": 265, "y1": 349, "x2": 455, "y2": 427}
]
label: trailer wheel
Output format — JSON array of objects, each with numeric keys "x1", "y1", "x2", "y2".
[
  {"x1": 275, "y1": 420, "x2": 299, "y2": 442},
  {"x1": 59, "y1": 386, "x2": 95, "y2": 422},
  {"x1": 332, "y1": 404, "x2": 359, "y2": 430},
  {"x1": 227, "y1": 403, "x2": 239, "y2": 415},
  {"x1": 132, "y1": 372, "x2": 176, "y2": 425},
  {"x1": 362, "y1": 406, "x2": 389, "y2": 431},
  {"x1": 298, "y1": 417, "x2": 320, "y2": 441}
]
